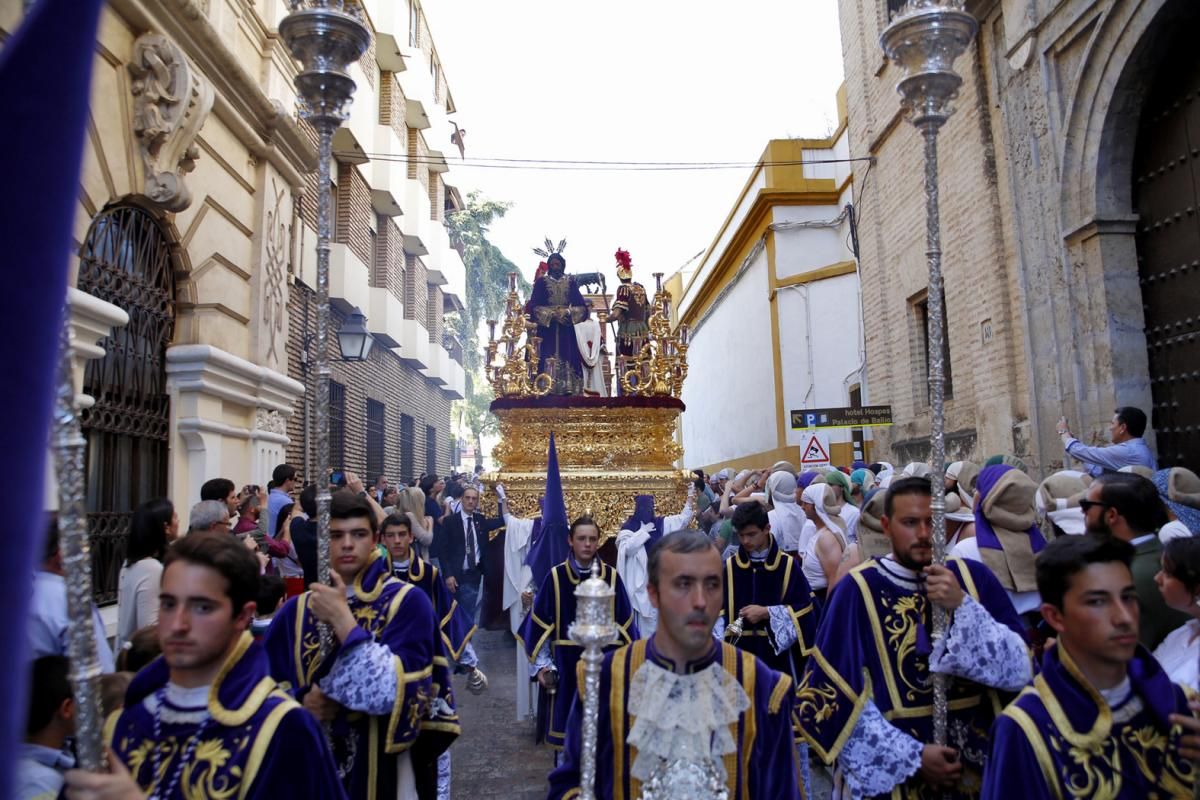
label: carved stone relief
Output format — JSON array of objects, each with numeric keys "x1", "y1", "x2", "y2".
[
  {"x1": 263, "y1": 179, "x2": 289, "y2": 363},
  {"x1": 255, "y1": 408, "x2": 288, "y2": 436},
  {"x1": 128, "y1": 33, "x2": 214, "y2": 212}
]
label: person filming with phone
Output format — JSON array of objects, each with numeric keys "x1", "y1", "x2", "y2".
[{"x1": 1056, "y1": 407, "x2": 1156, "y2": 478}]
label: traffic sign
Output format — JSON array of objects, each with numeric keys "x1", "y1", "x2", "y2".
[{"x1": 799, "y1": 432, "x2": 831, "y2": 470}]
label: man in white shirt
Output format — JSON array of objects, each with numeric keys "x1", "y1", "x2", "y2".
[
  {"x1": 440, "y1": 485, "x2": 506, "y2": 626},
  {"x1": 27, "y1": 519, "x2": 113, "y2": 672}
]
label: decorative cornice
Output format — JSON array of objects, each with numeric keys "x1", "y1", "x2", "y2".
[
  {"x1": 67, "y1": 288, "x2": 130, "y2": 410},
  {"x1": 1062, "y1": 214, "x2": 1140, "y2": 246},
  {"x1": 108, "y1": 0, "x2": 317, "y2": 188},
  {"x1": 165, "y1": 344, "x2": 303, "y2": 413},
  {"x1": 128, "y1": 32, "x2": 214, "y2": 212}
]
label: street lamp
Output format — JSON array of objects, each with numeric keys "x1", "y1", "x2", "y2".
[
  {"x1": 279, "y1": 0, "x2": 370, "y2": 661},
  {"x1": 880, "y1": 0, "x2": 977, "y2": 748},
  {"x1": 338, "y1": 306, "x2": 373, "y2": 361}
]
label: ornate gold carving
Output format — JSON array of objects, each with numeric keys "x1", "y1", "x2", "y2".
[
  {"x1": 483, "y1": 273, "x2": 552, "y2": 398},
  {"x1": 620, "y1": 287, "x2": 689, "y2": 398},
  {"x1": 485, "y1": 271, "x2": 690, "y2": 399},
  {"x1": 487, "y1": 404, "x2": 688, "y2": 540}
]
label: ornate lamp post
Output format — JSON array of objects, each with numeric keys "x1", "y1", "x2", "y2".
[
  {"x1": 880, "y1": 0, "x2": 977, "y2": 747},
  {"x1": 279, "y1": 0, "x2": 370, "y2": 659}
]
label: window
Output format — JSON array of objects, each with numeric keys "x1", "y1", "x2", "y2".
[
  {"x1": 408, "y1": 1, "x2": 419, "y2": 47},
  {"x1": 78, "y1": 206, "x2": 175, "y2": 604},
  {"x1": 400, "y1": 413, "x2": 415, "y2": 482},
  {"x1": 431, "y1": 58, "x2": 440, "y2": 103},
  {"x1": 426, "y1": 425, "x2": 438, "y2": 476},
  {"x1": 329, "y1": 381, "x2": 346, "y2": 468},
  {"x1": 913, "y1": 293, "x2": 954, "y2": 403},
  {"x1": 366, "y1": 399, "x2": 385, "y2": 482}
]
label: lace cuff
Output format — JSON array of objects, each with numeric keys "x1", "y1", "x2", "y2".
[
  {"x1": 530, "y1": 641, "x2": 555, "y2": 678},
  {"x1": 459, "y1": 641, "x2": 479, "y2": 669},
  {"x1": 319, "y1": 639, "x2": 399, "y2": 715},
  {"x1": 767, "y1": 606, "x2": 797, "y2": 655},
  {"x1": 712, "y1": 615, "x2": 726, "y2": 641},
  {"x1": 838, "y1": 700, "x2": 923, "y2": 797},
  {"x1": 931, "y1": 595, "x2": 1032, "y2": 691}
]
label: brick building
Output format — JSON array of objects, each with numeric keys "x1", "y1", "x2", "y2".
[
  {"x1": 283, "y1": 0, "x2": 467, "y2": 484},
  {"x1": 838, "y1": 0, "x2": 1200, "y2": 474}
]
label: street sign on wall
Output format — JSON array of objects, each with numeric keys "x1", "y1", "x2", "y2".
[{"x1": 790, "y1": 405, "x2": 893, "y2": 430}]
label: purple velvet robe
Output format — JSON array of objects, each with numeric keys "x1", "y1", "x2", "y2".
[
  {"x1": 797, "y1": 557, "x2": 1025, "y2": 799},
  {"x1": 546, "y1": 637, "x2": 803, "y2": 799},
  {"x1": 264, "y1": 551, "x2": 438, "y2": 800},
  {"x1": 526, "y1": 271, "x2": 590, "y2": 394},
  {"x1": 723, "y1": 538, "x2": 818, "y2": 690},
  {"x1": 520, "y1": 558, "x2": 637, "y2": 749},
  {"x1": 983, "y1": 643, "x2": 1195, "y2": 798},
  {"x1": 107, "y1": 633, "x2": 345, "y2": 799}
]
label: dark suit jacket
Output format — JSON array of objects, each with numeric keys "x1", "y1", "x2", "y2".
[{"x1": 441, "y1": 508, "x2": 505, "y2": 583}]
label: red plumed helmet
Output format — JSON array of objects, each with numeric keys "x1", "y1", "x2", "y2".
[{"x1": 615, "y1": 248, "x2": 632, "y2": 280}]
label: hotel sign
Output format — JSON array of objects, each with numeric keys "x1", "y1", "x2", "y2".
[{"x1": 790, "y1": 405, "x2": 894, "y2": 430}]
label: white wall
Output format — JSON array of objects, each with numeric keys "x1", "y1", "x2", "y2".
[
  {"x1": 777, "y1": 273, "x2": 861, "y2": 450},
  {"x1": 680, "y1": 249, "x2": 776, "y2": 467},
  {"x1": 772, "y1": 204, "x2": 850, "y2": 278}
]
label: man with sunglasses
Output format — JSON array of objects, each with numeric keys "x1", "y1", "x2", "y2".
[{"x1": 1083, "y1": 472, "x2": 1187, "y2": 649}]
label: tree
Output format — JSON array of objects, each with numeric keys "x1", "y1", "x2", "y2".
[
  {"x1": 456, "y1": 372, "x2": 498, "y2": 470},
  {"x1": 445, "y1": 191, "x2": 527, "y2": 468},
  {"x1": 445, "y1": 191, "x2": 529, "y2": 374}
]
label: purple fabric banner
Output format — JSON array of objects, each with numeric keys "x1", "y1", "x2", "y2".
[{"x1": 0, "y1": 0, "x2": 107, "y2": 793}]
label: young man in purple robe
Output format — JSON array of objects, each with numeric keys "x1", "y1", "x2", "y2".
[
  {"x1": 983, "y1": 534, "x2": 1196, "y2": 797},
  {"x1": 264, "y1": 491, "x2": 443, "y2": 800},
  {"x1": 526, "y1": 252, "x2": 590, "y2": 395},
  {"x1": 797, "y1": 476, "x2": 1032, "y2": 799},
  {"x1": 382, "y1": 512, "x2": 470, "y2": 799},
  {"x1": 522, "y1": 515, "x2": 638, "y2": 752},
  {"x1": 63, "y1": 532, "x2": 344, "y2": 800},
  {"x1": 547, "y1": 530, "x2": 803, "y2": 799}
]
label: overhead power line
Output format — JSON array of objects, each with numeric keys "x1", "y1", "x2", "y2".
[{"x1": 334, "y1": 151, "x2": 874, "y2": 172}]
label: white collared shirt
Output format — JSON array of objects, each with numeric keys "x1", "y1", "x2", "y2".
[{"x1": 461, "y1": 510, "x2": 480, "y2": 571}]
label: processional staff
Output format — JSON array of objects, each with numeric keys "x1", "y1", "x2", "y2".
[
  {"x1": 571, "y1": 577, "x2": 618, "y2": 800},
  {"x1": 278, "y1": 0, "x2": 370, "y2": 662},
  {"x1": 53, "y1": 313, "x2": 104, "y2": 770},
  {"x1": 879, "y1": 0, "x2": 978, "y2": 748}
]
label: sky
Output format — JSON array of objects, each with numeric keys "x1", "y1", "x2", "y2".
[{"x1": 423, "y1": 0, "x2": 846, "y2": 290}]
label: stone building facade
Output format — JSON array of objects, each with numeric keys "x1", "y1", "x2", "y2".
[
  {"x1": 838, "y1": 0, "x2": 1200, "y2": 474},
  {"x1": 4, "y1": 0, "x2": 466, "y2": 602}
]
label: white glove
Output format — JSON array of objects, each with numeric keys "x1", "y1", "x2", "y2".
[
  {"x1": 495, "y1": 482, "x2": 507, "y2": 501},
  {"x1": 636, "y1": 521, "x2": 655, "y2": 537}
]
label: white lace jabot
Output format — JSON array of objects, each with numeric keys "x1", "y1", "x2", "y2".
[{"x1": 625, "y1": 659, "x2": 750, "y2": 785}]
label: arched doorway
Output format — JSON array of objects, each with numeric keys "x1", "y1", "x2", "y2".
[
  {"x1": 77, "y1": 205, "x2": 175, "y2": 603},
  {"x1": 1134, "y1": 6, "x2": 1200, "y2": 469}
]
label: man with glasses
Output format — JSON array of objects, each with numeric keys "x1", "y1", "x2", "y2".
[{"x1": 1082, "y1": 472, "x2": 1187, "y2": 649}]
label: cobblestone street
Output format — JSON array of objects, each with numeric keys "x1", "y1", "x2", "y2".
[{"x1": 451, "y1": 629, "x2": 555, "y2": 799}]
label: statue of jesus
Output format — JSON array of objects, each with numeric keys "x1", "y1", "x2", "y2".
[{"x1": 527, "y1": 252, "x2": 591, "y2": 395}]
